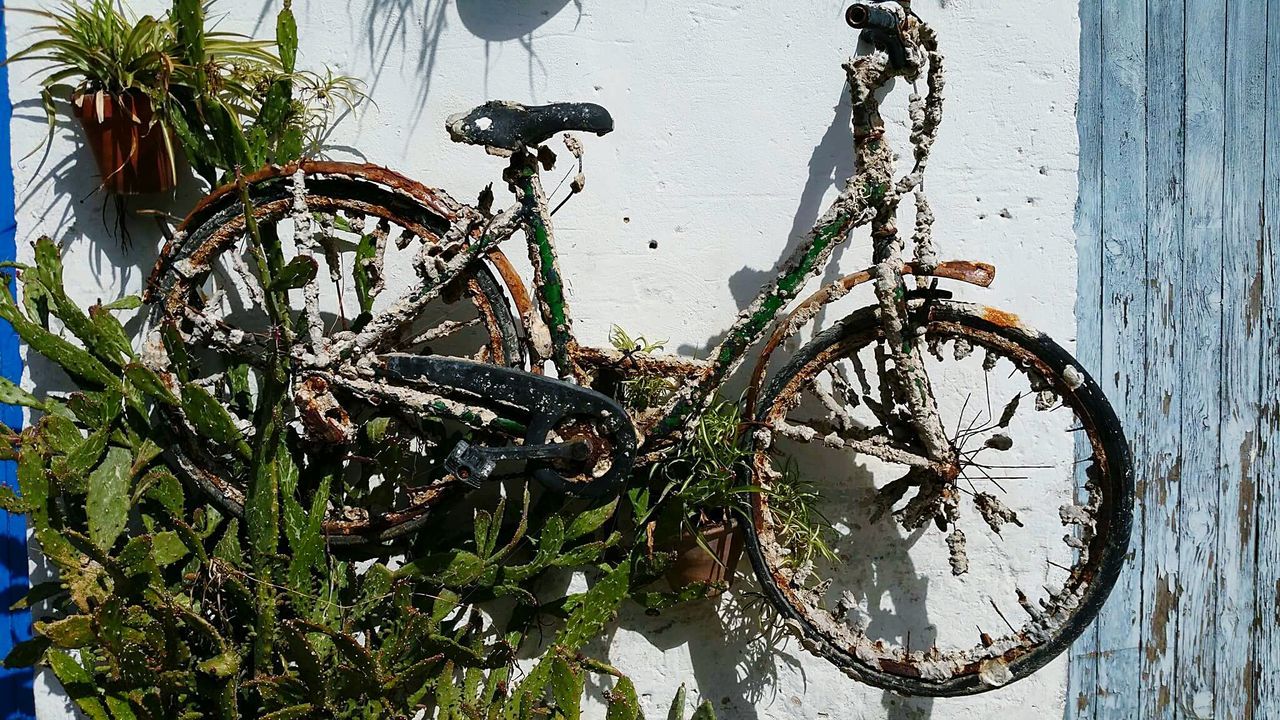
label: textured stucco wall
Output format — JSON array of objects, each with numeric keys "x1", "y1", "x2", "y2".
[{"x1": 6, "y1": 1, "x2": 1081, "y2": 717}]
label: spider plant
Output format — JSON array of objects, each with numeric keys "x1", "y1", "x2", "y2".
[
  {"x1": 608, "y1": 324, "x2": 679, "y2": 412},
  {"x1": 650, "y1": 397, "x2": 758, "y2": 531},
  {"x1": 7, "y1": 0, "x2": 365, "y2": 191},
  {"x1": 7, "y1": 1, "x2": 272, "y2": 140},
  {"x1": 763, "y1": 457, "x2": 838, "y2": 570}
]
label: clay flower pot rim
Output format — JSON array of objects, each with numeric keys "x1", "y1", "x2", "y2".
[{"x1": 73, "y1": 87, "x2": 160, "y2": 125}]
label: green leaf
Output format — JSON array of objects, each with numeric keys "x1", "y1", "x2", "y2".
[
  {"x1": 353, "y1": 231, "x2": 379, "y2": 314},
  {"x1": 197, "y1": 650, "x2": 241, "y2": 679},
  {"x1": 88, "y1": 304, "x2": 135, "y2": 362},
  {"x1": 276, "y1": 1, "x2": 299, "y2": 73},
  {"x1": 123, "y1": 363, "x2": 178, "y2": 406},
  {"x1": 181, "y1": 383, "x2": 252, "y2": 458},
  {"x1": 34, "y1": 529, "x2": 108, "y2": 612},
  {"x1": 566, "y1": 498, "x2": 619, "y2": 540},
  {"x1": 261, "y1": 706, "x2": 319, "y2": 720},
  {"x1": 667, "y1": 685, "x2": 687, "y2": 720},
  {"x1": 0, "y1": 376, "x2": 46, "y2": 411},
  {"x1": 48, "y1": 649, "x2": 111, "y2": 720},
  {"x1": 605, "y1": 677, "x2": 642, "y2": 720},
  {"x1": 690, "y1": 701, "x2": 717, "y2": 720},
  {"x1": 550, "y1": 654, "x2": 584, "y2": 718},
  {"x1": 474, "y1": 508, "x2": 496, "y2": 559},
  {"x1": 10, "y1": 581, "x2": 64, "y2": 611},
  {"x1": 329, "y1": 631, "x2": 379, "y2": 693},
  {"x1": 0, "y1": 282, "x2": 117, "y2": 388},
  {"x1": 436, "y1": 660, "x2": 460, "y2": 717},
  {"x1": 152, "y1": 531, "x2": 190, "y2": 566},
  {"x1": 56, "y1": 424, "x2": 111, "y2": 489},
  {"x1": 2, "y1": 636, "x2": 51, "y2": 669},
  {"x1": 396, "y1": 551, "x2": 486, "y2": 587},
  {"x1": 36, "y1": 615, "x2": 96, "y2": 648},
  {"x1": 0, "y1": 484, "x2": 31, "y2": 514},
  {"x1": 87, "y1": 446, "x2": 132, "y2": 551},
  {"x1": 140, "y1": 467, "x2": 184, "y2": 516},
  {"x1": 102, "y1": 295, "x2": 142, "y2": 311},
  {"x1": 280, "y1": 623, "x2": 326, "y2": 698},
  {"x1": 17, "y1": 443, "x2": 49, "y2": 525},
  {"x1": 268, "y1": 255, "x2": 318, "y2": 292},
  {"x1": 557, "y1": 562, "x2": 631, "y2": 651},
  {"x1": 213, "y1": 517, "x2": 243, "y2": 563}
]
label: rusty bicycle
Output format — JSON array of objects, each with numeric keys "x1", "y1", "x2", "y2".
[{"x1": 144, "y1": 0, "x2": 1132, "y2": 697}]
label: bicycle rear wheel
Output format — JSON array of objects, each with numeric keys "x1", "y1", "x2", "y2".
[
  {"x1": 745, "y1": 300, "x2": 1132, "y2": 696},
  {"x1": 147, "y1": 164, "x2": 525, "y2": 545}
]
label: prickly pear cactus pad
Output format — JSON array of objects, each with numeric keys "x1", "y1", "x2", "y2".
[{"x1": 0, "y1": 235, "x2": 717, "y2": 719}]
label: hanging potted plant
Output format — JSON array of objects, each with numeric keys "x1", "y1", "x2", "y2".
[
  {"x1": 8, "y1": 0, "x2": 183, "y2": 193},
  {"x1": 6, "y1": 0, "x2": 288, "y2": 195}
]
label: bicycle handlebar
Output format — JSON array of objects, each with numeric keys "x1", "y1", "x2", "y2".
[
  {"x1": 846, "y1": 2, "x2": 912, "y2": 71},
  {"x1": 846, "y1": 2, "x2": 907, "y2": 31}
]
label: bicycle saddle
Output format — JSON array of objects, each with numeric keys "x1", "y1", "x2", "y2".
[{"x1": 445, "y1": 101, "x2": 614, "y2": 152}]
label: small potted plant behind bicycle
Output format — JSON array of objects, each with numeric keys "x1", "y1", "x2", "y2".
[{"x1": 648, "y1": 398, "x2": 756, "y2": 595}]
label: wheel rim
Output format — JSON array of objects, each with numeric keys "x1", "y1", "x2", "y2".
[
  {"x1": 149, "y1": 181, "x2": 523, "y2": 544},
  {"x1": 749, "y1": 304, "x2": 1128, "y2": 693}
]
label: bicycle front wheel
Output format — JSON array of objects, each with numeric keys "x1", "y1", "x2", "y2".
[{"x1": 745, "y1": 300, "x2": 1132, "y2": 696}]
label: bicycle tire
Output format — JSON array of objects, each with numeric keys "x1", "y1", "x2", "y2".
[
  {"x1": 147, "y1": 164, "x2": 524, "y2": 546},
  {"x1": 744, "y1": 299, "x2": 1132, "y2": 696}
]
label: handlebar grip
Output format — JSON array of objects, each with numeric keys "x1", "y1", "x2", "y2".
[{"x1": 846, "y1": 2, "x2": 907, "y2": 31}]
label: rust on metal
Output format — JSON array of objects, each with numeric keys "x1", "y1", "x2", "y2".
[
  {"x1": 294, "y1": 375, "x2": 355, "y2": 444},
  {"x1": 485, "y1": 249, "x2": 534, "y2": 332},
  {"x1": 744, "y1": 260, "x2": 996, "y2": 417},
  {"x1": 749, "y1": 310, "x2": 1112, "y2": 687},
  {"x1": 148, "y1": 161, "x2": 475, "y2": 303},
  {"x1": 981, "y1": 306, "x2": 1025, "y2": 330}
]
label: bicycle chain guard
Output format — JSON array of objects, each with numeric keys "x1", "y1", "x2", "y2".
[{"x1": 379, "y1": 354, "x2": 637, "y2": 499}]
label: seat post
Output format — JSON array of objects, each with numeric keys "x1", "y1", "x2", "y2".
[{"x1": 509, "y1": 151, "x2": 581, "y2": 380}]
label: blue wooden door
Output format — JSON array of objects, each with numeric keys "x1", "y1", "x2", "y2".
[{"x1": 1069, "y1": 0, "x2": 1278, "y2": 717}]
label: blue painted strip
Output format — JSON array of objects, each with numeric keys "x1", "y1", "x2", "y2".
[{"x1": 0, "y1": 2, "x2": 35, "y2": 718}]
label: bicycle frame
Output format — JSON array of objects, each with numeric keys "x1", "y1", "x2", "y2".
[
  {"x1": 293, "y1": 7, "x2": 961, "y2": 469},
  {"x1": 443, "y1": 8, "x2": 964, "y2": 464}
]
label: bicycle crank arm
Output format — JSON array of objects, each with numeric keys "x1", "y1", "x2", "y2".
[
  {"x1": 377, "y1": 354, "x2": 638, "y2": 499},
  {"x1": 445, "y1": 438, "x2": 590, "y2": 489}
]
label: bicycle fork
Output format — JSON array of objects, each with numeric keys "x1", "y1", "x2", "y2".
[{"x1": 870, "y1": 230, "x2": 956, "y2": 470}]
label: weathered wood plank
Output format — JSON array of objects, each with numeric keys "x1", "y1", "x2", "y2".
[
  {"x1": 1138, "y1": 0, "x2": 1186, "y2": 716},
  {"x1": 1067, "y1": 0, "x2": 1104, "y2": 713},
  {"x1": 1177, "y1": 0, "x2": 1230, "y2": 714},
  {"x1": 1251, "y1": 0, "x2": 1279, "y2": 712},
  {"x1": 1211, "y1": 1, "x2": 1269, "y2": 717},
  {"x1": 1091, "y1": 0, "x2": 1149, "y2": 715}
]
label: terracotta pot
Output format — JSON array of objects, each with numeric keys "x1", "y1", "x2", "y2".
[
  {"x1": 74, "y1": 89, "x2": 177, "y2": 194},
  {"x1": 663, "y1": 518, "x2": 745, "y2": 596}
]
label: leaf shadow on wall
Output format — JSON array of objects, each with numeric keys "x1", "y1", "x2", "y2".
[{"x1": 355, "y1": 0, "x2": 584, "y2": 126}]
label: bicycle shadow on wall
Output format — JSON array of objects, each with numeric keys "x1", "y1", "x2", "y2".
[
  {"x1": 675, "y1": 88, "x2": 858, "y2": 369},
  {"x1": 665, "y1": 86, "x2": 935, "y2": 718},
  {"x1": 355, "y1": 0, "x2": 584, "y2": 122}
]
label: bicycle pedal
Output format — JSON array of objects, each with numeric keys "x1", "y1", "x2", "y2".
[{"x1": 444, "y1": 440, "x2": 495, "y2": 489}]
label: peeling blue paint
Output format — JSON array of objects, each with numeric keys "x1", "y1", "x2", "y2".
[{"x1": 0, "y1": 2, "x2": 35, "y2": 718}]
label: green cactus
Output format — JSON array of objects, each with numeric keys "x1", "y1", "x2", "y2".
[{"x1": 5, "y1": 237, "x2": 726, "y2": 717}]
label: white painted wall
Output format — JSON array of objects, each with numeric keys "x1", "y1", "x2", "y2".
[{"x1": 7, "y1": 0, "x2": 1081, "y2": 717}]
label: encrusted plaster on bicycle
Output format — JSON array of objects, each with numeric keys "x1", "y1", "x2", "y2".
[{"x1": 133, "y1": 0, "x2": 1132, "y2": 699}]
